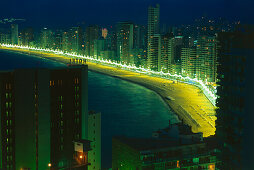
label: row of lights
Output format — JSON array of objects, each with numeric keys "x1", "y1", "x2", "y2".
[{"x1": 1, "y1": 44, "x2": 217, "y2": 106}]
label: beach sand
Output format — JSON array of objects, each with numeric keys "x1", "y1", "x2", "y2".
[{"x1": 0, "y1": 47, "x2": 216, "y2": 137}]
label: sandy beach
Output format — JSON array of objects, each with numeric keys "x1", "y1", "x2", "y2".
[{"x1": 0, "y1": 46, "x2": 216, "y2": 137}]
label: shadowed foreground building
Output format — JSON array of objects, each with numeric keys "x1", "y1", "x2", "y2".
[
  {"x1": 0, "y1": 65, "x2": 91, "y2": 170},
  {"x1": 112, "y1": 123, "x2": 217, "y2": 170},
  {"x1": 216, "y1": 26, "x2": 254, "y2": 169}
]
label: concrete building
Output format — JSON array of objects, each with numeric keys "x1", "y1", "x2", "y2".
[
  {"x1": 161, "y1": 33, "x2": 174, "y2": 73},
  {"x1": 40, "y1": 28, "x2": 53, "y2": 49},
  {"x1": 147, "y1": 4, "x2": 161, "y2": 71},
  {"x1": 11, "y1": 24, "x2": 18, "y2": 45},
  {"x1": 0, "y1": 66, "x2": 90, "y2": 170},
  {"x1": 94, "y1": 38, "x2": 106, "y2": 60},
  {"x1": 88, "y1": 111, "x2": 101, "y2": 170},
  {"x1": 112, "y1": 123, "x2": 217, "y2": 170},
  {"x1": 216, "y1": 25, "x2": 254, "y2": 170},
  {"x1": 85, "y1": 25, "x2": 99, "y2": 57},
  {"x1": 196, "y1": 36, "x2": 217, "y2": 83},
  {"x1": 116, "y1": 22, "x2": 134, "y2": 65},
  {"x1": 68, "y1": 27, "x2": 83, "y2": 54},
  {"x1": 19, "y1": 27, "x2": 34, "y2": 47},
  {"x1": 181, "y1": 47, "x2": 197, "y2": 78}
]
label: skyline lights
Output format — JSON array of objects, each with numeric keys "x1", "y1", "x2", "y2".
[{"x1": 0, "y1": 43, "x2": 217, "y2": 106}]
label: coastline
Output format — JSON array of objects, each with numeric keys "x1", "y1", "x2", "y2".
[{"x1": 0, "y1": 47, "x2": 216, "y2": 137}]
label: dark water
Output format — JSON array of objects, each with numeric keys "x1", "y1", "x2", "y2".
[{"x1": 0, "y1": 50, "x2": 179, "y2": 168}]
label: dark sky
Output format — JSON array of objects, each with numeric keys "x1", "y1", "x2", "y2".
[{"x1": 1, "y1": 0, "x2": 254, "y2": 28}]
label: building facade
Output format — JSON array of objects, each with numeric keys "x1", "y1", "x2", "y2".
[
  {"x1": 147, "y1": 4, "x2": 161, "y2": 71},
  {"x1": 216, "y1": 26, "x2": 254, "y2": 170},
  {"x1": 0, "y1": 66, "x2": 89, "y2": 170}
]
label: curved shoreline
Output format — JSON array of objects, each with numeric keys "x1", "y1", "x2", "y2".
[{"x1": 0, "y1": 47, "x2": 216, "y2": 137}]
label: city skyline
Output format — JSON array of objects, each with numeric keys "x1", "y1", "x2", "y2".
[{"x1": 0, "y1": 1, "x2": 253, "y2": 169}]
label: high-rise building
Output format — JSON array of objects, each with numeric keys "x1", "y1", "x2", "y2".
[
  {"x1": 11, "y1": 24, "x2": 18, "y2": 45},
  {"x1": 19, "y1": 27, "x2": 34, "y2": 46},
  {"x1": 0, "y1": 33, "x2": 11, "y2": 44},
  {"x1": 85, "y1": 25, "x2": 99, "y2": 57},
  {"x1": 148, "y1": 4, "x2": 161, "y2": 71},
  {"x1": 116, "y1": 22, "x2": 134, "y2": 65},
  {"x1": 0, "y1": 66, "x2": 90, "y2": 170},
  {"x1": 94, "y1": 38, "x2": 105, "y2": 60},
  {"x1": 40, "y1": 28, "x2": 53, "y2": 49},
  {"x1": 88, "y1": 111, "x2": 101, "y2": 170},
  {"x1": 62, "y1": 31, "x2": 69, "y2": 52},
  {"x1": 161, "y1": 33, "x2": 174, "y2": 72},
  {"x1": 69, "y1": 27, "x2": 83, "y2": 54},
  {"x1": 216, "y1": 26, "x2": 254, "y2": 170},
  {"x1": 133, "y1": 24, "x2": 147, "y2": 50},
  {"x1": 196, "y1": 36, "x2": 217, "y2": 83},
  {"x1": 181, "y1": 47, "x2": 197, "y2": 78}
]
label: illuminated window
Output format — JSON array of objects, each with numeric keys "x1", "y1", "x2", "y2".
[
  {"x1": 176, "y1": 161, "x2": 180, "y2": 168},
  {"x1": 208, "y1": 164, "x2": 215, "y2": 170}
]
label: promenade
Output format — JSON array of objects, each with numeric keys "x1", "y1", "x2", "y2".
[{"x1": 0, "y1": 46, "x2": 216, "y2": 137}]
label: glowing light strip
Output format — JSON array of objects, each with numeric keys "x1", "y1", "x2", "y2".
[{"x1": 0, "y1": 44, "x2": 217, "y2": 105}]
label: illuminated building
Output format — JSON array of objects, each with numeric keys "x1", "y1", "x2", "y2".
[
  {"x1": 161, "y1": 33, "x2": 174, "y2": 73},
  {"x1": 40, "y1": 28, "x2": 53, "y2": 49},
  {"x1": 147, "y1": 4, "x2": 161, "y2": 71},
  {"x1": 19, "y1": 27, "x2": 34, "y2": 46},
  {"x1": 0, "y1": 33, "x2": 11, "y2": 44},
  {"x1": 53, "y1": 30, "x2": 62, "y2": 50},
  {"x1": 100, "y1": 50, "x2": 116, "y2": 61},
  {"x1": 181, "y1": 47, "x2": 197, "y2": 78},
  {"x1": 112, "y1": 123, "x2": 217, "y2": 170},
  {"x1": 216, "y1": 26, "x2": 254, "y2": 169},
  {"x1": 62, "y1": 31, "x2": 69, "y2": 52},
  {"x1": 94, "y1": 38, "x2": 105, "y2": 60},
  {"x1": 11, "y1": 24, "x2": 18, "y2": 45},
  {"x1": 88, "y1": 111, "x2": 101, "y2": 170},
  {"x1": 68, "y1": 27, "x2": 83, "y2": 54},
  {"x1": 85, "y1": 25, "x2": 99, "y2": 57},
  {"x1": 196, "y1": 36, "x2": 217, "y2": 83},
  {"x1": 116, "y1": 22, "x2": 134, "y2": 64},
  {"x1": 133, "y1": 24, "x2": 147, "y2": 50},
  {"x1": 0, "y1": 66, "x2": 90, "y2": 170}
]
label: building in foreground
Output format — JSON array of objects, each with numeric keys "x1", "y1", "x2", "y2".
[
  {"x1": 0, "y1": 65, "x2": 91, "y2": 170},
  {"x1": 88, "y1": 111, "x2": 101, "y2": 170},
  {"x1": 216, "y1": 25, "x2": 254, "y2": 169},
  {"x1": 112, "y1": 122, "x2": 217, "y2": 170}
]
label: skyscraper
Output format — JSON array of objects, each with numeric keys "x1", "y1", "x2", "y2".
[
  {"x1": 148, "y1": 4, "x2": 161, "y2": 71},
  {"x1": 11, "y1": 24, "x2": 18, "y2": 45},
  {"x1": 181, "y1": 47, "x2": 197, "y2": 78},
  {"x1": 69, "y1": 27, "x2": 83, "y2": 54},
  {"x1": 20, "y1": 27, "x2": 34, "y2": 46},
  {"x1": 216, "y1": 26, "x2": 254, "y2": 170},
  {"x1": 196, "y1": 36, "x2": 217, "y2": 83},
  {"x1": 116, "y1": 22, "x2": 134, "y2": 64},
  {"x1": 41, "y1": 28, "x2": 53, "y2": 49},
  {"x1": 85, "y1": 25, "x2": 99, "y2": 57},
  {"x1": 0, "y1": 66, "x2": 90, "y2": 170}
]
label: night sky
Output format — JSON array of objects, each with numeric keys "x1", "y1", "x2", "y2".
[{"x1": 1, "y1": 0, "x2": 254, "y2": 28}]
